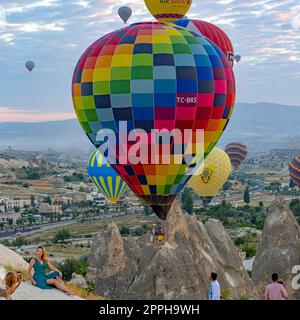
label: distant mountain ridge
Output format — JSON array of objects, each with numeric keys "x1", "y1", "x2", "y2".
[{"x1": 0, "y1": 102, "x2": 299, "y2": 153}]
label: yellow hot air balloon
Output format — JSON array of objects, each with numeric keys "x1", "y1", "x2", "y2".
[
  {"x1": 144, "y1": 0, "x2": 192, "y2": 22},
  {"x1": 188, "y1": 147, "x2": 231, "y2": 206}
]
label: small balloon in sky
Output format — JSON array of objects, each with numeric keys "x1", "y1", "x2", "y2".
[
  {"x1": 118, "y1": 6, "x2": 132, "y2": 24},
  {"x1": 235, "y1": 55, "x2": 242, "y2": 63},
  {"x1": 25, "y1": 61, "x2": 35, "y2": 72}
]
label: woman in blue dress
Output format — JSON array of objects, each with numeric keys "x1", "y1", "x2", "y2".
[{"x1": 28, "y1": 246, "x2": 72, "y2": 295}]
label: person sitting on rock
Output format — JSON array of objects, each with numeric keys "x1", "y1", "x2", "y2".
[
  {"x1": 0, "y1": 272, "x2": 22, "y2": 300},
  {"x1": 28, "y1": 246, "x2": 72, "y2": 296},
  {"x1": 209, "y1": 272, "x2": 221, "y2": 300},
  {"x1": 265, "y1": 273, "x2": 288, "y2": 300}
]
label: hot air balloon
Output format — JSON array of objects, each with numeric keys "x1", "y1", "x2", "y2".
[
  {"x1": 118, "y1": 6, "x2": 132, "y2": 24},
  {"x1": 189, "y1": 147, "x2": 231, "y2": 206},
  {"x1": 235, "y1": 55, "x2": 241, "y2": 63},
  {"x1": 225, "y1": 143, "x2": 247, "y2": 171},
  {"x1": 144, "y1": 0, "x2": 192, "y2": 22},
  {"x1": 72, "y1": 22, "x2": 236, "y2": 220},
  {"x1": 289, "y1": 156, "x2": 300, "y2": 188},
  {"x1": 173, "y1": 19, "x2": 235, "y2": 66},
  {"x1": 25, "y1": 61, "x2": 35, "y2": 72},
  {"x1": 87, "y1": 150, "x2": 128, "y2": 203}
]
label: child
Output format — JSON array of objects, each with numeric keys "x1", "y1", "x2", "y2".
[{"x1": 0, "y1": 272, "x2": 22, "y2": 300}]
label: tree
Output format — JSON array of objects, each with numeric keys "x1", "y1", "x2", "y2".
[
  {"x1": 222, "y1": 181, "x2": 232, "y2": 192},
  {"x1": 181, "y1": 187, "x2": 193, "y2": 214},
  {"x1": 290, "y1": 178, "x2": 295, "y2": 189},
  {"x1": 143, "y1": 205, "x2": 153, "y2": 216},
  {"x1": 53, "y1": 228, "x2": 71, "y2": 243},
  {"x1": 28, "y1": 215, "x2": 35, "y2": 225},
  {"x1": 243, "y1": 186, "x2": 250, "y2": 204},
  {"x1": 290, "y1": 199, "x2": 300, "y2": 216},
  {"x1": 30, "y1": 195, "x2": 36, "y2": 208},
  {"x1": 44, "y1": 196, "x2": 52, "y2": 205}
]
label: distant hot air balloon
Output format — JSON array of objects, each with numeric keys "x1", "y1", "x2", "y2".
[
  {"x1": 118, "y1": 6, "x2": 132, "y2": 24},
  {"x1": 72, "y1": 22, "x2": 236, "y2": 220},
  {"x1": 225, "y1": 143, "x2": 248, "y2": 171},
  {"x1": 289, "y1": 156, "x2": 300, "y2": 188},
  {"x1": 25, "y1": 61, "x2": 35, "y2": 72},
  {"x1": 173, "y1": 19, "x2": 235, "y2": 66},
  {"x1": 87, "y1": 150, "x2": 128, "y2": 203},
  {"x1": 189, "y1": 147, "x2": 231, "y2": 206},
  {"x1": 144, "y1": 0, "x2": 192, "y2": 22},
  {"x1": 235, "y1": 55, "x2": 241, "y2": 63}
]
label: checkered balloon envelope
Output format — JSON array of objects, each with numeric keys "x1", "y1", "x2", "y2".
[{"x1": 72, "y1": 22, "x2": 236, "y2": 220}]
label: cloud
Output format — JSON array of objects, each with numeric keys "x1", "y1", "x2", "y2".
[
  {"x1": 5, "y1": 20, "x2": 67, "y2": 33},
  {"x1": 0, "y1": 5, "x2": 5, "y2": 29},
  {"x1": 0, "y1": 107, "x2": 75, "y2": 122},
  {"x1": 5, "y1": 0, "x2": 61, "y2": 15}
]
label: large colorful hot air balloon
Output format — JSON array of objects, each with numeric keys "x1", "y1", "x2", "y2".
[
  {"x1": 72, "y1": 22, "x2": 235, "y2": 220},
  {"x1": 118, "y1": 6, "x2": 132, "y2": 24},
  {"x1": 289, "y1": 156, "x2": 300, "y2": 188},
  {"x1": 87, "y1": 150, "x2": 128, "y2": 203},
  {"x1": 225, "y1": 142, "x2": 247, "y2": 171},
  {"x1": 173, "y1": 19, "x2": 235, "y2": 66},
  {"x1": 188, "y1": 147, "x2": 231, "y2": 206},
  {"x1": 145, "y1": 0, "x2": 192, "y2": 22},
  {"x1": 25, "y1": 61, "x2": 35, "y2": 72}
]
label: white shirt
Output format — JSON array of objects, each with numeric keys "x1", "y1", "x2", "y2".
[{"x1": 209, "y1": 280, "x2": 221, "y2": 300}]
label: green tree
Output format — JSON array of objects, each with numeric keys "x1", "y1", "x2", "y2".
[
  {"x1": 222, "y1": 181, "x2": 232, "y2": 192},
  {"x1": 44, "y1": 196, "x2": 52, "y2": 205},
  {"x1": 289, "y1": 178, "x2": 295, "y2": 189},
  {"x1": 241, "y1": 243, "x2": 256, "y2": 258},
  {"x1": 290, "y1": 199, "x2": 300, "y2": 216},
  {"x1": 181, "y1": 187, "x2": 193, "y2": 214},
  {"x1": 28, "y1": 215, "x2": 35, "y2": 225},
  {"x1": 53, "y1": 229, "x2": 71, "y2": 243},
  {"x1": 243, "y1": 186, "x2": 250, "y2": 204},
  {"x1": 143, "y1": 205, "x2": 153, "y2": 216},
  {"x1": 30, "y1": 195, "x2": 36, "y2": 208}
]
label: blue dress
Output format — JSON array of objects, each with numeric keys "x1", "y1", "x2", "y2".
[{"x1": 33, "y1": 258, "x2": 59, "y2": 289}]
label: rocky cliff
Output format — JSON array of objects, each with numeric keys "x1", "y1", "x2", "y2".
[
  {"x1": 89, "y1": 202, "x2": 258, "y2": 300},
  {"x1": 252, "y1": 196, "x2": 300, "y2": 299}
]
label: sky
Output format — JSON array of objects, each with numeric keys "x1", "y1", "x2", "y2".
[{"x1": 0, "y1": 0, "x2": 300, "y2": 122}]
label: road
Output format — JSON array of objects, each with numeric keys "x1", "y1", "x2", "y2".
[{"x1": 0, "y1": 219, "x2": 78, "y2": 240}]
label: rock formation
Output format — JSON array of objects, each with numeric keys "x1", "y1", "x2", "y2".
[
  {"x1": 252, "y1": 195, "x2": 300, "y2": 299},
  {"x1": 0, "y1": 244, "x2": 29, "y2": 273},
  {"x1": 69, "y1": 273, "x2": 88, "y2": 289},
  {"x1": 89, "y1": 202, "x2": 258, "y2": 299},
  {"x1": 87, "y1": 222, "x2": 139, "y2": 298}
]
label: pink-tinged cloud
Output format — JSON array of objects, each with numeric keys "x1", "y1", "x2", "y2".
[{"x1": 0, "y1": 107, "x2": 75, "y2": 122}]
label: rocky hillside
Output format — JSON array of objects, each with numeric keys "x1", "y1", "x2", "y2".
[
  {"x1": 252, "y1": 196, "x2": 300, "y2": 299},
  {"x1": 88, "y1": 202, "x2": 258, "y2": 300},
  {"x1": 0, "y1": 156, "x2": 28, "y2": 169}
]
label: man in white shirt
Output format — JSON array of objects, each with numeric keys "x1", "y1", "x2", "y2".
[{"x1": 209, "y1": 272, "x2": 221, "y2": 300}]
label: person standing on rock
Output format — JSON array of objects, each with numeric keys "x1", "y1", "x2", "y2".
[
  {"x1": 265, "y1": 273, "x2": 288, "y2": 300},
  {"x1": 28, "y1": 246, "x2": 72, "y2": 296},
  {"x1": 209, "y1": 272, "x2": 221, "y2": 300}
]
